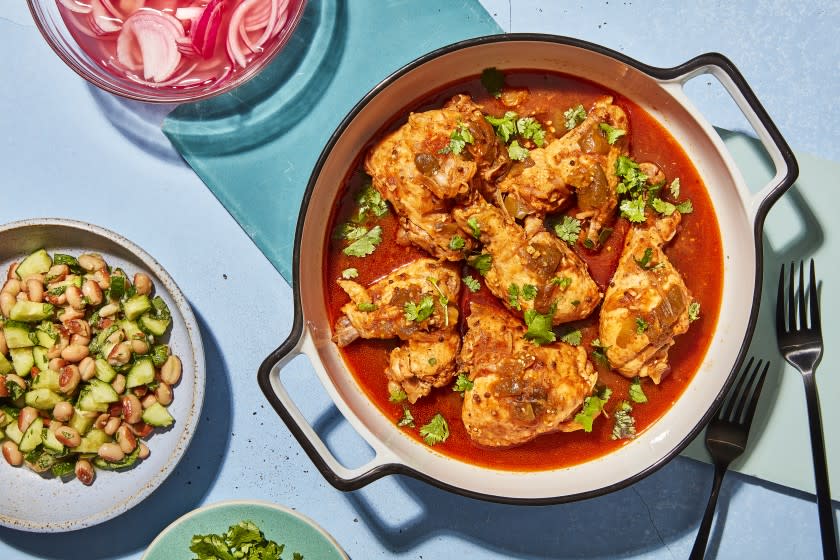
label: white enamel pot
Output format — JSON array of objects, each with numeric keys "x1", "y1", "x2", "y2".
[{"x1": 258, "y1": 35, "x2": 797, "y2": 504}]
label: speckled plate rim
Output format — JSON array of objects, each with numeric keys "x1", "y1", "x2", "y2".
[
  {"x1": 141, "y1": 499, "x2": 349, "y2": 560},
  {"x1": 0, "y1": 217, "x2": 206, "y2": 531}
]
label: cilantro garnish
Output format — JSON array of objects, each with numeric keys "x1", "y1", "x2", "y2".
[
  {"x1": 688, "y1": 301, "x2": 701, "y2": 322},
  {"x1": 427, "y1": 276, "x2": 450, "y2": 327},
  {"x1": 508, "y1": 283, "x2": 522, "y2": 310},
  {"x1": 629, "y1": 376, "x2": 648, "y2": 404},
  {"x1": 651, "y1": 197, "x2": 677, "y2": 216},
  {"x1": 574, "y1": 386, "x2": 612, "y2": 432},
  {"x1": 397, "y1": 407, "x2": 415, "y2": 428},
  {"x1": 669, "y1": 177, "x2": 681, "y2": 199},
  {"x1": 356, "y1": 183, "x2": 389, "y2": 221},
  {"x1": 619, "y1": 197, "x2": 647, "y2": 223},
  {"x1": 467, "y1": 253, "x2": 492, "y2": 276},
  {"x1": 356, "y1": 302, "x2": 376, "y2": 312},
  {"x1": 341, "y1": 268, "x2": 358, "y2": 280},
  {"x1": 591, "y1": 338, "x2": 611, "y2": 368},
  {"x1": 521, "y1": 284, "x2": 537, "y2": 300},
  {"x1": 615, "y1": 156, "x2": 648, "y2": 196},
  {"x1": 440, "y1": 122, "x2": 474, "y2": 155},
  {"x1": 485, "y1": 111, "x2": 518, "y2": 142},
  {"x1": 389, "y1": 388, "x2": 407, "y2": 403},
  {"x1": 453, "y1": 373, "x2": 474, "y2": 393},
  {"x1": 342, "y1": 225, "x2": 382, "y2": 257},
  {"x1": 420, "y1": 413, "x2": 450, "y2": 446},
  {"x1": 462, "y1": 274, "x2": 481, "y2": 293},
  {"x1": 635, "y1": 317, "x2": 649, "y2": 334},
  {"x1": 466, "y1": 217, "x2": 481, "y2": 239},
  {"x1": 611, "y1": 400, "x2": 637, "y2": 440},
  {"x1": 551, "y1": 277, "x2": 572, "y2": 290},
  {"x1": 449, "y1": 235, "x2": 465, "y2": 250},
  {"x1": 517, "y1": 117, "x2": 546, "y2": 147},
  {"x1": 560, "y1": 328, "x2": 582, "y2": 346},
  {"x1": 481, "y1": 67, "x2": 505, "y2": 98},
  {"x1": 599, "y1": 122, "x2": 626, "y2": 144},
  {"x1": 524, "y1": 304, "x2": 556, "y2": 345},
  {"x1": 554, "y1": 216, "x2": 581, "y2": 244},
  {"x1": 564, "y1": 104, "x2": 587, "y2": 130},
  {"x1": 676, "y1": 200, "x2": 693, "y2": 214},
  {"x1": 404, "y1": 296, "x2": 435, "y2": 322},
  {"x1": 486, "y1": 111, "x2": 546, "y2": 149},
  {"x1": 633, "y1": 247, "x2": 657, "y2": 270},
  {"x1": 189, "y1": 520, "x2": 295, "y2": 560},
  {"x1": 507, "y1": 140, "x2": 530, "y2": 161}
]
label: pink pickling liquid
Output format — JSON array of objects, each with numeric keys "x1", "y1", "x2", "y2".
[{"x1": 56, "y1": 0, "x2": 296, "y2": 90}]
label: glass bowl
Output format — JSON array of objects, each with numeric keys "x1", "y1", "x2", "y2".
[{"x1": 27, "y1": 0, "x2": 308, "y2": 104}]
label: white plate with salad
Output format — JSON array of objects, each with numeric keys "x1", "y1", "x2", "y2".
[{"x1": 0, "y1": 218, "x2": 205, "y2": 532}]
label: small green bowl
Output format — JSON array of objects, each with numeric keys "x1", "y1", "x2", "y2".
[{"x1": 142, "y1": 500, "x2": 348, "y2": 560}]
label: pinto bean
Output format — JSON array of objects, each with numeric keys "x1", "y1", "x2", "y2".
[
  {"x1": 75, "y1": 459, "x2": 95, "y2": 485},
  {"x1": 2, "y1": 441, "x2": 23, "y2": 467},
  {"x1": 121, "y1": 394, "x2": 143, "y2": 424},
  {"x1": 55, "y1": 426, "x2": 81, "y2": 448},
  {"x1": 160, "y1": 355, "x2": 182, "y2": 385}
]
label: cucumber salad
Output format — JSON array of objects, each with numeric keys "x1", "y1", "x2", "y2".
[{"x1": 0, "y1": 249, "x2": 182, "y2": 485}]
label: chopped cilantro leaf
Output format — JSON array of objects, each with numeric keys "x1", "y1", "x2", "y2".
[
  {"x1": 522, "y1": 284, "x2": 537, "y2": 300},
  {"x1": 485, "y1": 111, "x2": 518, "y2": 142},
  {"x1": 481, "y1": 67, "x2": 505, "y2": 98},
  {"x1": 688, "y1": 301, "x2": 701, "y2": 322},
  {"x1": 468, "y1": 253, "x2": 492, "y2": 276},
  {"x1": 462, "y1": 274, "x2": 481, "y2": 293},
  {"x1": 466, "y1": 217, "x2": 481, "y2": 239},
  {"x1": 453, "y1": 373, "x2": 474, "y2": 393},
  {"x1": 389, "y1": 388, "x2": 407, "y2": 403},
  {"x1": 449, "y1": 235, "x2": 466, "y2": 250},
  {"x1": 574, "y1": 386, "x2": 612, "y2": 432},
  {"x1": 635, "y1": 317, "x2": 649, "y2": 334},
  {"x1": 676, "y1": 199, "x2": 694, "y2": 214},
  {"x1": 570, "y1": 299, "x2": 580, "y2": 307},
  {"x1": 335, "y1": 222, "x2": 368, "y2": 241},
  {"x1": 591, "y1": 338, "x2": 611, "y2": 368},
  {"x1": 634, "y1": 247, "x2": 656, "y2": 270},
  {"x1": 651, "y1": 197, "x2": 677, "y2": 216},
  {"x1": 564, "y1": 104, "x2": 587, "y2": 130},
  {"x1": 615, "y1": 156, "x2": 648, "y2": 196},
  {"x1": 189, "y1": 520, "x2": 296, "y2": 560},
  {"x1": 440, "y1": 122, "x2": 474, "y2": 155},
  {"x1": 356, "y1": 302, "x2": 376, "y2": 312},
  {"x1": 404, "y1": 296, "x2": 435, "y2": 322},
  {"x1": 356, "y1": 183, "x2": 389, "y2": 220},
  {"x1": 341, "y1": 268, "x2": 358, "y2": 280},
  {"x1": 629, "y1": 376, "x2": 648, "y2": 404},
  {"x1": 524, "y1": 305, "x2": 556, "y2": 345},
  {"x1": 611, "y1": 400, "x2": 637, "y2": 440},
  {"x1": 397, "y1": 407, "x2": 415, "y2": 427},
  {"x1": 560, "y1": 328, "x2": 582, "y2": 346},
  {"x1": 619, "y1": 196, "x2": 647, "y2": 223},
  {"x1": 599, "y1": 122, "x2": 626, "y2": 144},
  {"x1": 420, "y1": 413, "x2": 450, "y2": 446},
  {"x1": 669, "y1": 177, "x2": 681, "y2": 199},
  {"x1": 508, "y1": 140, "x2": 530, "y2": 161},
  {"x1": 551, "y1": 277, "x2": 572, "y2": 290},
  {"x1": 516, "y1": 117, "x2": 546, "y2": 147},
  {"x1": 508, "y1": 283, "x2": 522, "y2": 310},
  {"x1": 343, "y1": 225, "x2": 382, "y2": 257},
  {"x1": 554, "y1": 216, "x2": 581, "y2": 244},
  {"x1": 427, "y1": 276, "x2": 450, "y2": 327}
]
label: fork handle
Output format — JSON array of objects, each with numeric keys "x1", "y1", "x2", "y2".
[
  {"x1": 689, "y1": 463, "x2": 728, "y2": 560},
  {"x1": 802, "y1": 373, "x2": 839, "y2": 560}
]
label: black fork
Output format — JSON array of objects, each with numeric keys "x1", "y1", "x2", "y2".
[
  {"x1": 689, "y1": 357, "x2": 769, "y2": 560},
  {"x1": 776, "y1": 259, "x2": 837, "y2": 559}
]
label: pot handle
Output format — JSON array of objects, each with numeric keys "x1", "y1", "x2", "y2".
[
  {"x1": 664, "y1": 53, "x2": 799, "y2": 225},
  {"x1": 257, "y1": 327, "x2": 401, "y2": 491}
]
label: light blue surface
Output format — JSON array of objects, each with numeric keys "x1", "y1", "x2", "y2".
[{"x1": 1, "y1": 2, "x2": 839, "y2": 560}]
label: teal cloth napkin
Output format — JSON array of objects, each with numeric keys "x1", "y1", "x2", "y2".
[{"x1": 162, "y1": 0, "x2": 501, "y2": 283}]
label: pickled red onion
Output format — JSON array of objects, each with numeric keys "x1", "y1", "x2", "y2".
[
  {"x1": 58, "y1": 0, "x2": 93, "y2": 15},
  {"x1": 190, "y1": 0, "x2": 224, "y2": 58},
  {"x1": 89, "y1": 0, "x2": 123, "y2": 35},
  {"x1": 226, "y1": 0, "x2": 290, "y2": 68},
  {"x1": 117, "y1": 11, "x2": 184, "y2": 81}
]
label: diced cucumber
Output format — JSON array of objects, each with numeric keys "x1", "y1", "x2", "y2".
[
  {"x1": 77, "y1": 378, "x2": 119, "y2": 413},
  {"x1": 126, "y1": 358, "x2": 154, "y2": 389},
  {"x1": 119, "y1": 319, "x2": 144, "y2": 341},
  {"x1": 24, "y1": 448, "x2": 59, "y2": 473},
  {"x1": 9, "y1": 301, "x2": 54, "y2": 322},
  {"x1": 34, "y1": 322, "x2": 58, "y2": 348},
  {"x1": 151, "y1": 344, "x2": 169, "y2": 367},
  {"x1": 108, "y1": 274, "x2": 127, "y2": 300},
  {"x1": 3, "y1": 321, "x2": 34, "y2": 349},
  {"x1": 122, "y1": 295, "x2": 151, "y2": 321},
  {"x1": 94, "y1": 358, "x2": 117, "y2": 383},
  {"x1": 15, "y1": 249, "x2": 52, "y2": 280},
  {"x1": 72, "y1": 428, "x2": 110, "y2": 454},
  {"x1": 32, "y1": 346, "x2": 50, "y2": 374},
  {"x1": 51, "y1": 461, "x2": 75, "y2": 478},
  {"x1": 142, "y1": 402, "x2": 174, "y2": 427},
  {"x1": 52, "y1": 253, "x2": 81, "y2": 273},
  {"x1": 0, "y1": 352, "x2": 12, "y2": 375},
  {"x1": 42, "y1": 427, "x2": 65, "y2": 453},
  {"x1": 10, "y1": 347, "x2": 35, "y2": 377},
  {"x1": 138, "y1": 314, "x2": 170, "y2": 337},
  {"x1": 19, "y1": 417, "x2": 44, "y2": 452},
  {"x1": 68, "y1": 408, "x2": 97, "y2": 435},
  {"x1": 30, "y1": 368, "x2": 60, "y2": 391},
  {"x1": 25, "y1": 388, "x2": 64, "y2": 410},
  {"x1": 89, "y1": 324, "x2": 118, "y2": 355},
  {"x1": 0, "y1": 409, "x2": 11, "y2": 428},
  {"x1": 4, "y1": 421, "x2": 24, "y2": 445}
]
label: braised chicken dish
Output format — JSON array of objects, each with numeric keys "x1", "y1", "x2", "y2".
[{"x1": 326, "y1": 70, "x2": 723, "y2": 470}]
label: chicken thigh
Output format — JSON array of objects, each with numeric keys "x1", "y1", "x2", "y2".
[
  {"x1": 459, "y1": 302, "x2": 598, "y2": 447},
  {"x1": 452, "y1": 195, "x2": 601, "y2": 324},
  {"x1": 599, "y1": 213, "x2": 693, "y2": 383}
]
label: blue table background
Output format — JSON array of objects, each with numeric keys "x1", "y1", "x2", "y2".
[{"x1": 1, "y1": 1, "x2": 839, "y2": 559}]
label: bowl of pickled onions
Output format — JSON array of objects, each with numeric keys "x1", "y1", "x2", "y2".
[{"x1": 28, "y1": 0, "x2": 307, "y2": 103}]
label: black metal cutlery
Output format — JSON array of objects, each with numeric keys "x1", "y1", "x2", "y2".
[
  {"x1": 690, "y1": 357, "x2": 770, "y2": 560},
  {"x1": 776, "y1": 259, "x2": 838, "y2": 559}
]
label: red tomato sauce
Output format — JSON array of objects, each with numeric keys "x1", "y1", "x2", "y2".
[{"x1": 323, "y1": 72, "x2": 723, "y2": 471}]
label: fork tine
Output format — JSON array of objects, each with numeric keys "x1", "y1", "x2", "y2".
[
  {"x1": 776, "y1": 263, "x2": 786, "y2": 334},
  {"x1": 809, "y1": 259, "x2": 821, "y2": 331},
  {"x1": 740, "y1": 360, "x2": 770, "y2": 429},
  {"x1": 788, "y1": 261, "x2": 796, "y2": 332},
  {"x1": 798, "y1": 260, "x2": 807, "y2": 330},
  {"x1": 731, "y1": 359, "x2": 761, "y2": 423},
  {"x1": 721, "y1": 356, "x2": 754, "y2": 421}
]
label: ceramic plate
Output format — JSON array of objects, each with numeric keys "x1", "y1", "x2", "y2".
[
  {"x1": 142, "y1": 500, "x2": 348, "y2": 560},
  {"x1": 0, "y1": 218, "x2": 205, "y2": 531}
]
